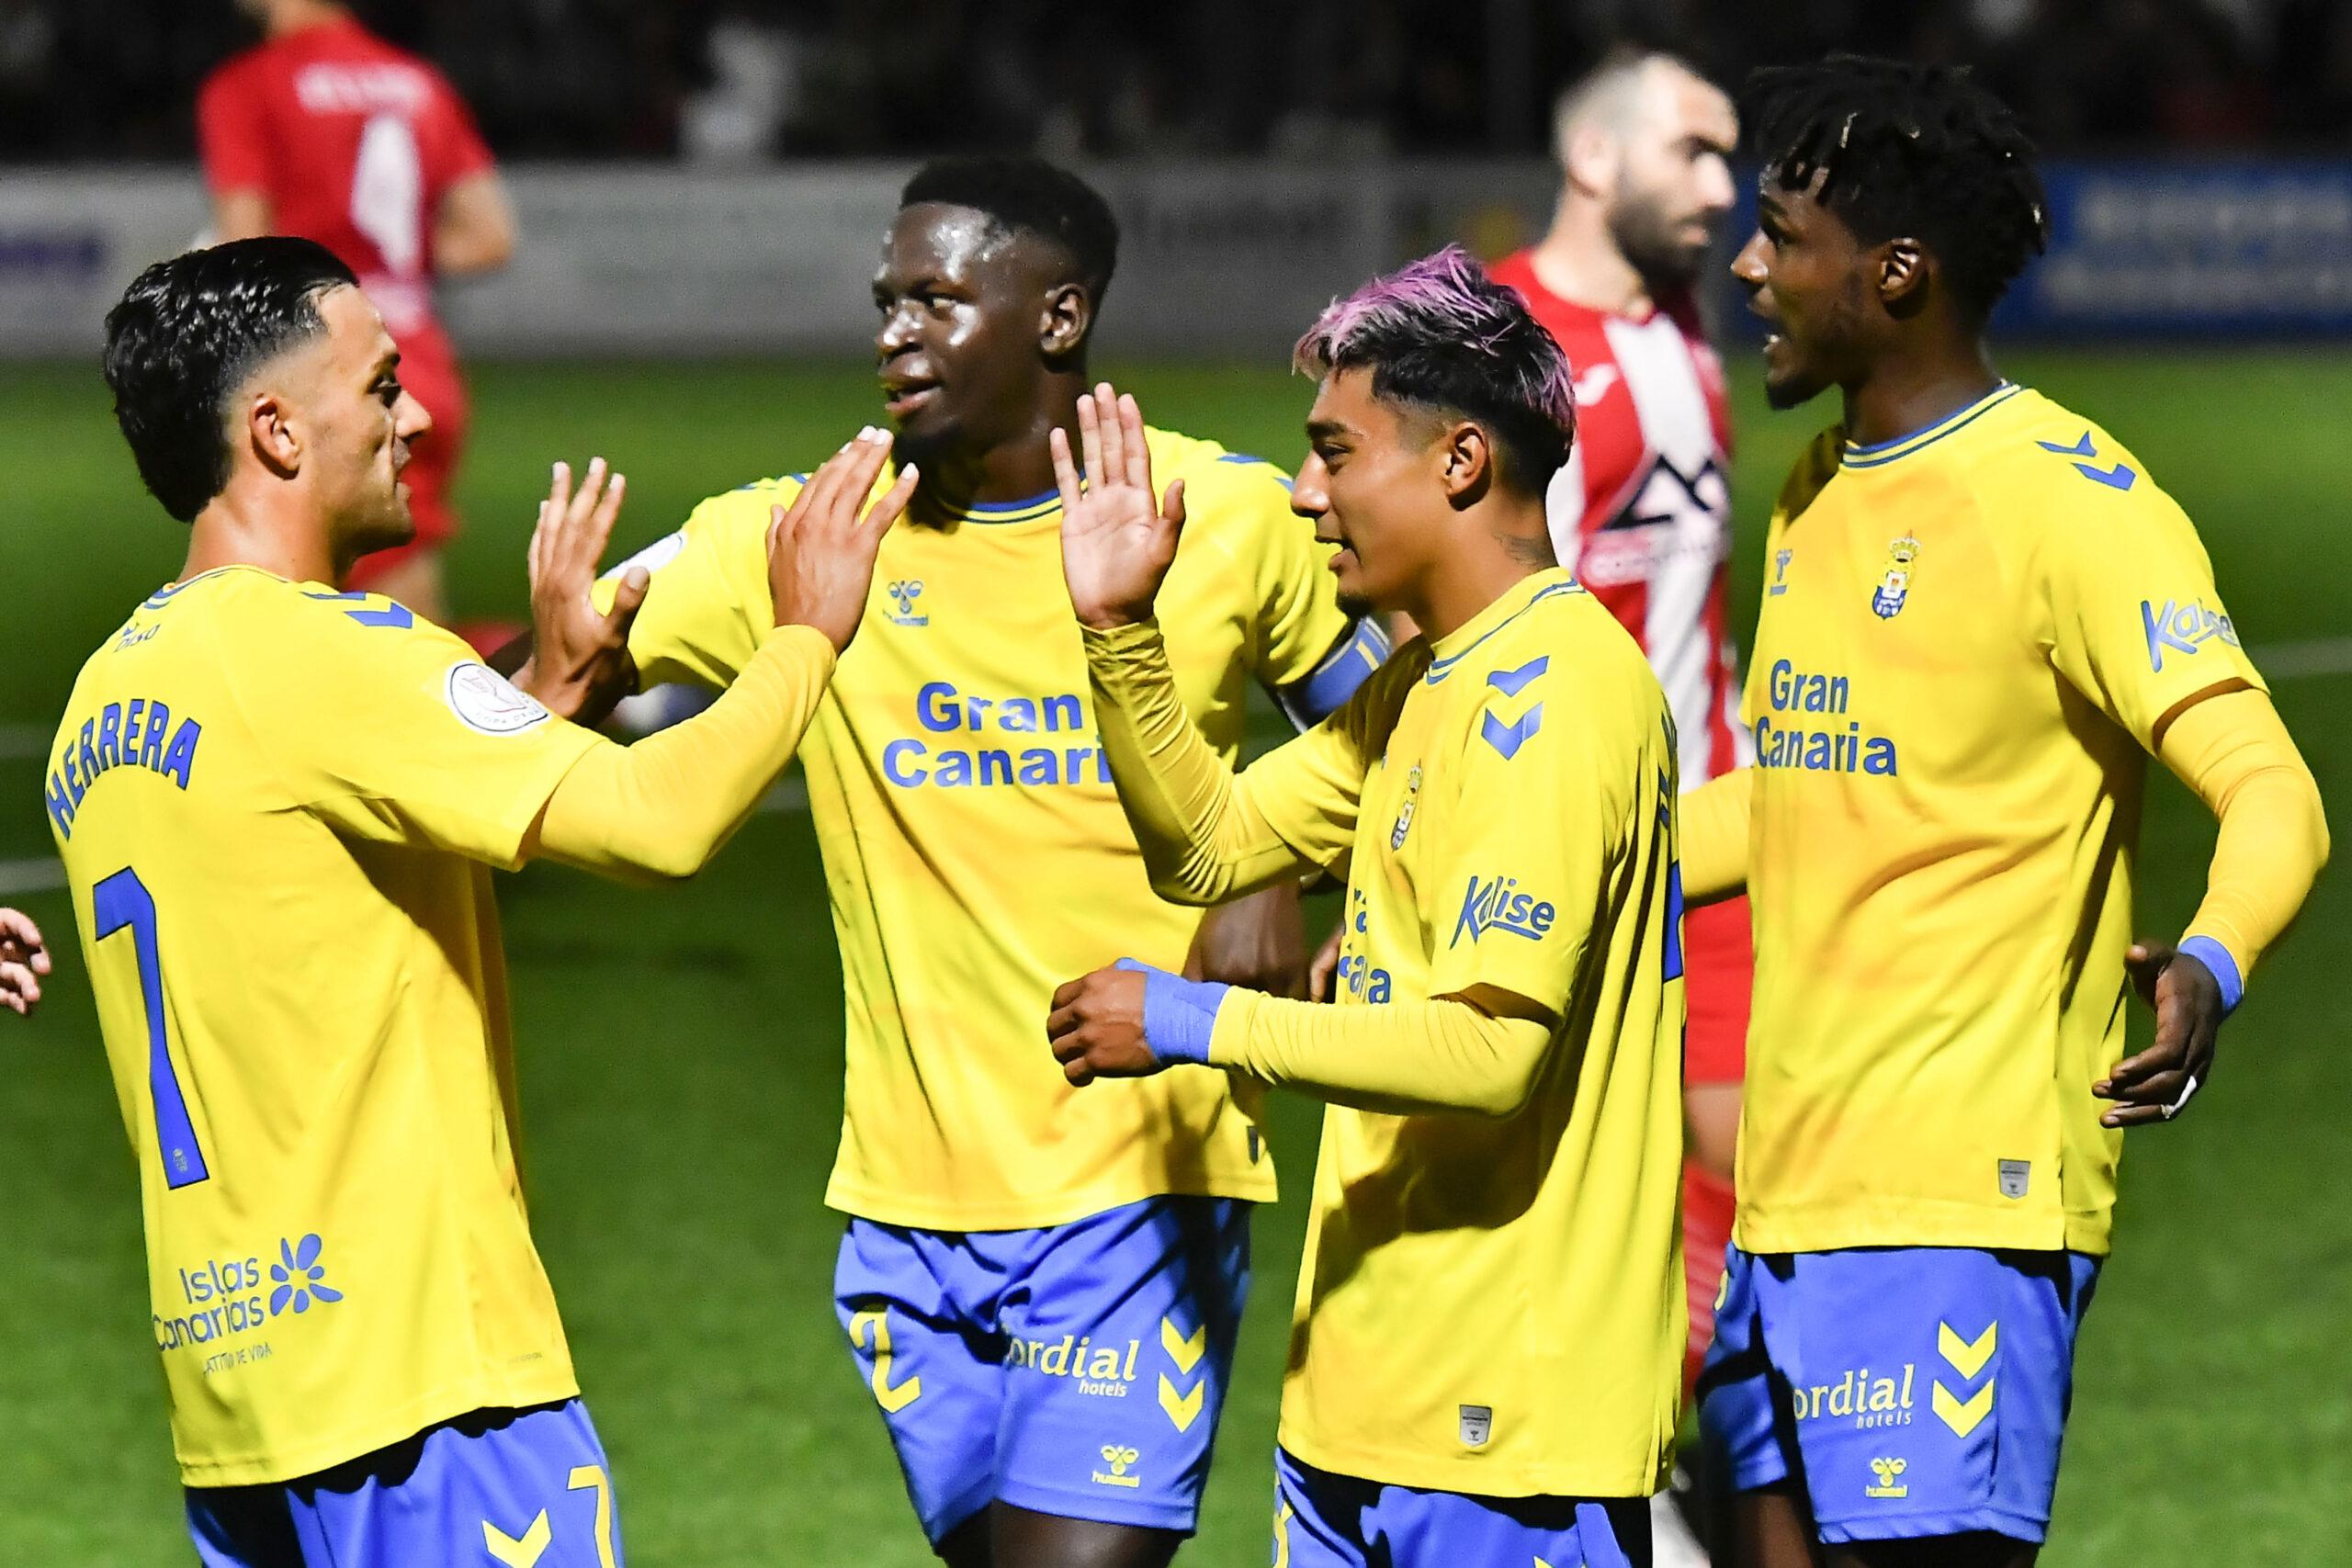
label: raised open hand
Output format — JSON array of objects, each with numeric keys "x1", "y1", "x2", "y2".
[
  {"x1": 767, "y1": 427, "x2": 919, "y2": 653},
  {"x1": 1052, "y1": 383, "x2": 1186, "y2": 630},
  {"x1": 516, "y1": 457, "x2": 646, "y2": 723}
]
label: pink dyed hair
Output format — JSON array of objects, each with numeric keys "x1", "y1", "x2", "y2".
[{"x1": 1293, "y1": 244, "x2": 1577, "y2": 452}]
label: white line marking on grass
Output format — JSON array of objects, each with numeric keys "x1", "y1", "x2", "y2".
[
  {"x1": 2255, "y1": 636, "x2": 2352, "y2": 681},
  {"x1": 0, "y1": 857, "x2": 64, "y2": 897},
  {"x1": 0, "y1": 724, "x2": 48, "y2": 760}
]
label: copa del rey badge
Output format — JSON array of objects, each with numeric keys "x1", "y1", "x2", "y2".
[
  {"x1": 445, "y1": 662, "x2": 552, "y2": 736},
  {"x1": 1871, "y1": 534, "x2": 1922, "y2": 619}
]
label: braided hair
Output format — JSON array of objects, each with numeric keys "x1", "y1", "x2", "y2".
[{"x1": 1744, "y1": 54, "x2": 2048, "y2": 321}]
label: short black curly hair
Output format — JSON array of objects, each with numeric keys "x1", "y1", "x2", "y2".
[
  {"x1": 103, "y1": 236, "x2": 358, "y2": 522},
  {"x1": 900, "y1": 154, "x2": 1119, "y2": 304},
  {"x1": 1744, "y1": 54, "x2": 2048, "y2": 322}
]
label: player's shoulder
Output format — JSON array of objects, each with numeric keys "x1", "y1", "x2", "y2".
[
  {"x1": 1148, "y1": 427, "x2": 1298, "y2": 568},
  {"x1": 1149, "y1": 425, "x2": 1294, "y2": 491},
  {"x1": 231, "y1": 571, "x2": 470, "y2": 666},
  {"x1": 198, "y1": 39, "x2": 276, "y2": 100},
  {"x1": 1442, "y1": 577, "x2": 1662, "y2": 757},
  {"x1": 1970, "y1": 388, "x2": 2193, "y2": 545},
  {"x1": 684, "y1": 468, "x2": 813, "y2": 532}
]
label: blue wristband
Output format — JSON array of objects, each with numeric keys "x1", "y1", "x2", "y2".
[
  {"x1": 1114, "y1": 957, "x2": 1229, "y2": 1066},
  {"x1": 2177, "y1": 935, "x2": 2244, "y2": 1015}
]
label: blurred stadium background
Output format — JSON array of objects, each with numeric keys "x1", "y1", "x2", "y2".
[{"x1": 3, "y1": 2, "x2": 2347, "y2": 1562}]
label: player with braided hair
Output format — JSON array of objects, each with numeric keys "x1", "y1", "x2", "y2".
[{"x1": 1682, "y1": 53, "x2": 2326, "y2": 1568}]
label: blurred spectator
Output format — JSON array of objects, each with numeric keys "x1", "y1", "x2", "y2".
[{"x1": 2, "y1": 0, "x2": 2345, "y2": 162}]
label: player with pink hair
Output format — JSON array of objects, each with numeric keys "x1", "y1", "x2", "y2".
[{"x1": 1048, "y1": 246, "x2": 1687, "y2": 1568}]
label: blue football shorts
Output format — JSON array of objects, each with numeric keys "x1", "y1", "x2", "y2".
[
  {"x1": 1698, "y1": 1245, "x2": 2100, "y2": 1545},
  {"x1": 1272, "y1": 1447, "x2": 1649, "y2": 1568},
  {"x1": 834, "y1": 1193, "x2": 1250, "y2": 1541},
  {"x1": 187, "y1": 1398, "x2": 624, "y2": 1566}
]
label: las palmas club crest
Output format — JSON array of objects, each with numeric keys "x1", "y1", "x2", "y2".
[{"x1": 1871, "y1": 535, "x2": 1922, "y2": 619}]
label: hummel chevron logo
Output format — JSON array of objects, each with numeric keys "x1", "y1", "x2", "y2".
[
  {"x1": 1480, "y1": 704, "x2": 1543, "y2": 760},
  {"x1": 483, "y1": 1511, "x2": 551, "y2": 1566},
  {"x1": 1158, "y1": 1372, "x2": 1204, "y2": 1431},
  {"x1": 2035, "y1": 430, "x2": 2135, "y2": 491},
  {"x1": 1161, "y1": 1318, "x2": 1206, "y2": 1375},
  {"x1": 1939, "y1": 1320, "x2": 1997, "y2": 1380},
  {"x1": 1486, "y1": 656, "x2": 1548, "y2": 698},
  {"x1": 1932, "y1": 1376, "x2": 1995, "y2": 1438},
  {"x1": 300, "y1": 588, "x2": 415, "y2": 629}
]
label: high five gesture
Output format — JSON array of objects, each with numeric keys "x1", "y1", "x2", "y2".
[{"x1": 1052, "y1": 383, "x2": 1186, "y2": 630}]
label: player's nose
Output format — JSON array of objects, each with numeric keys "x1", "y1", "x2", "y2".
[
  {"x1": 395, "y1": 389, "x2": 434, "y2": 442},
  {"x1": 1730, "y1": 230, "x2": 1770, "y2": 288},
  {"x1": 1290, "y1": 457, "x2": 1330, "y2": 520}
]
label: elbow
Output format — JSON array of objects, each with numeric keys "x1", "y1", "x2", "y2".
[
  {"x1": 618, "y1": 830, "x2": 719, "y2": 886},
  {"x1": 1142, "y1": 848, "x2": 1228, "y2": 908},
  {"x1": 1466, "y1": 1061, "x2": 1545, "y2": 1119}
]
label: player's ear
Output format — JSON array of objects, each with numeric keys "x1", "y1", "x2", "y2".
[
  {"x1": 1877, "y1": 237, "x2": 1930, "y2": 313},
  {"x1": 246, "y1": 390, "x2": 302, "y2": 479},
  {"x1": 1562, "y1": 122, "x2": 1620, "y2": 198},
  {"x1": 1041, "y1": 282, "x2": 1091, "y2": 363},
  {"x1": 1437, "y1": 420, "x2": 1493, "y2": 506}
]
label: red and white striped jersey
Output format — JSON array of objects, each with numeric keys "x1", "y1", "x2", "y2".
[{"x1": 1491, "y1": 253, "x2": 1750, "y2": 788}]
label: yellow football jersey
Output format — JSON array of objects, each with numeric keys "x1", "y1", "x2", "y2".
[
  {"x1": 1736, "y1": 383, "x2": 2268, "y2": 1258},
  {"x1": 47, "y1": 567, "x2": 601, "y2": 1486},
  {"x1": 1243, "y1": 568, "x2": 1687, "y2": 1496},
  {"x1": 605, "y1": 429, "x2": 1357, "y2": 1229}
]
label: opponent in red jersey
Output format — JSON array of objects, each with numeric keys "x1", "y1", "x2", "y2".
[
  {"x1": 200, "y1": 0, "x2": 514, "y2": 626},
  {"x1": 1491, "y1": 37, "x2": 1744, "y2": 1433}
]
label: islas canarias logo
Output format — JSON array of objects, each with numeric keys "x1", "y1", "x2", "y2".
[
  {"x1": 1871, "y1": 535, "x2": 1922, "y2": 619},
  {"x1": 156, "y1": 1234, "x2": 345, "y2": 1372}
]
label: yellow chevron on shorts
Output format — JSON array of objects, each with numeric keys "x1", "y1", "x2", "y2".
[
  {"x1": 1158, "y1": 1371, "x2": 1204, "y2": 1431},
  {"x1": 1938, "y1": 1319, "x2": 1997, "y2": 1380},
  {"x1": 482, "y1": 1510, "x2": 551, "y2": 1567},
  {"x1": 1932, "y1": 1375, "x2": 1996, "y2": 1438},
  {"x1": 1162, "y1": 1316, "x2": 1207, "y2": 1375}
]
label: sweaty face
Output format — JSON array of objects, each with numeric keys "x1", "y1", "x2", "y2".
[
  {"x1": 1730, "y1": 173, "x2": 1875, "y2": 411},
  {"x1": 1602, "y1": 66, "x2": 1738, "y2": 291},
  {"x1": 1290, "y1": 369, "x2": 1441, "y2": 619},
  {"x1": 286, "y1": 286, "x2": 430, "y2": 560},
  {"x1": 873, "y1": 203, "x2": 1069, "y2": 469}
]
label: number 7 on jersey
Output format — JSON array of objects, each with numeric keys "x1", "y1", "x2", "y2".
[{"x1": 93, "y1": 867, "x2": 210, "y2": 1189}]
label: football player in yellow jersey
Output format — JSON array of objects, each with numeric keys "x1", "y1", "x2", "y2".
[
  {"x1": 1674, "y1": 57, "x2": 2331, "y2": 1567},
  {"x1": 513, "y1": 156, "x2": 1384, "y2": 1568},
  {"x1": 1046, "y1": 248, "x2": 1687, "y2": 1568},
  {"x1": 57, "y1": 236, "x2": 913, "y2": 1567}
]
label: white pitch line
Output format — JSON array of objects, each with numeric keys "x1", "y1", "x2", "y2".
[{"x1": 0, "y1": 857, "x2": 63, "y2": 897}]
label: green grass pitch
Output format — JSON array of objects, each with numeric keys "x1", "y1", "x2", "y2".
[{"x1": 1, "y1": 349, "x2": 2346, "y2": 1564}]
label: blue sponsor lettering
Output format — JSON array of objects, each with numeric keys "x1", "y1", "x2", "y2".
[
  {"x1": 2140, "y1": 597, "x2": 2239, "y2": 673},
  {"x1": 1334, "y1": 953, "x2": 1393, "y2": 1003},
  {"x1": 1767, "y1": 659, "x2": 1849, "y2": 714},
  {"x1": 881, "y1": 737, "x2": 1109, "y2": 791},
  {"x1": 1452, "y1": 874, "x2": 1556, "y2": 947}
]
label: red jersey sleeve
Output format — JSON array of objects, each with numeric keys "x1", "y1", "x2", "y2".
[
  {"x1": 196, "y1": 59, "x2": 274, "y2": 197},
  {"x1": 424, "y1": 73, "x2": 495, "y2": 199}
]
